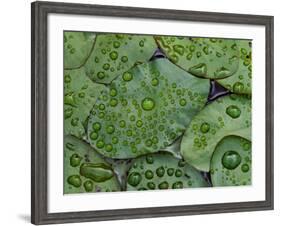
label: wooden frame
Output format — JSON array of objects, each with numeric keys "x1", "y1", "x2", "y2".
[{"x1": 31, "y1": 1, "x2": 274, "y2": 224}]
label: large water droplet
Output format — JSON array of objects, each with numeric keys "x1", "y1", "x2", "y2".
[
  {"x1": 215, "y1": 67, "x2": 230, "y2": 78},
  {"x1": 156, "y1": 166, "x2": 165, "y2": 177},
  {"x1": 109, "y1": 51, "x2": 118, "y2": 60},
  {"x1": 200, "y1": 122, "x2": 210, "y2": 133},
  {"x1": 128, "y1": 172, "x2": 142, "y2": 186},
  {"x1": 67, "y1": 175, "x2": 82, "y2": 187},
  {"x1": 147, "y1": 182, "x2": 155, "y2": 189},
  {"x1": 189, "y1": 63, "x2": 207, "y2": 77},
  {"x1": 158, "y1": 181, "x2": 169, "y2": 189},
  {"x1": 70, "y1": 154, "x2": 82, "y2": 167},
  {"x1": 92, "y1": 122, "x2": 101, "y2": 131},
  {"x1": 141, "y1": 97, "x2": 155, "y2": 111},
  {"x1": 64, "y1": 92, "x2": 76, "y2": 107},
  {"x1": 83, "y1": 180, "x2": 93, "y2": 192},
  {"x1": 145, "y1": 170, "x2": 154, "y2": 179},
  {"x1": 173, "y1": 44, "x2": 185, "y2": 55},
  {"x1": 241, "y1": 163, "x2": 250, "y2": 172},
  {"x1": 122, "y1": 71, "x2": 133, "y2": 81},
  {"x1": 172, "y1": 181, "x2": 183, "y2": 189},
  {"x1": 226, "y1": 105, "x2": 241, "y2": 119},
  {"x1": 106, "y1": 125, "x2": 115, "y2": 134},
  {"x1": 80, "y1": 163, "x2": 113, "y2": 182},
  {"x1": 222, "y1": 150, "x2": 241, "y2": 170}
]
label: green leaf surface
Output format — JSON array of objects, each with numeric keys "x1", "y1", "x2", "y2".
[
  {"x1": 180, "y1": 94, "x2": 251, "y2": 172},
  {"x1": 64, "y1": 135, "x2": 121, "y2": 194},
  {"x1": 84, "y1": 34, "x2": 157, "y2": 84},
  {"x1": 156, "y1": 36, "x2": 240, "y2": 79},
  {"x1": 210, "y1": 135, "x2": 251, "y2": 186},
  {"x1": 87, "y1": 58, "x2": 210, "y2": 159},
  {"x1": 126, "y1": 152, "x2": 208, "y2": 191},
  {"x1": 64, "y1": 32, "x2": 96, "y2": 69},
  {"x1": 218, "y1": 40, "x2": 252, "y2": 94},
  {"x1": 64, "y1": 68, "x2": 105, "y2": 138}
]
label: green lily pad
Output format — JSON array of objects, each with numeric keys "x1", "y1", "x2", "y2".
[
  {"x1": 64, "y1": 31, "x2": 96, "y2": 69},
  {"x1": 126, "y1": 152, "x2": 208, "y2": 191},
  {"x1": 84, "y1": 33, "x2": 157, "y2": 84},
  {"x1": 87, "y1": 58, "x2": 210, "y2": 159},
  {"x1": 155, "y1": 36, "x2": 239, "y2": 79},
  {"x1": 64, "y1": 68, "x2": 105, "y2": 138},
  {"x1": 218, "y1": 40, "x2": 252, "y2": 94},
  {"x1": 180, "y1": 94, "x2": 251, "y2": 172},
  {"x1": 210, "y1": 135, "x2": 251, "y2": 186},
  {"x1": 64, "y1": 135, "x2": 121, "y2": 194}
]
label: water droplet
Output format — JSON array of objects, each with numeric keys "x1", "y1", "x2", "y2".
[
  {"x1": 67, "y1": 175, "x2": 81, "y2": 187},
  {"x1": 80, "y1": 163, "x2": 113, "y2": 182},
  {"x1": 189, "y1": 45, "x2": 195, "y2": 52},
  {"x1": 145, "y1": 170, "x2": 154, "y2": 179},
  {"x1": 71, "y1": 118, "x2": 79, "y2": 126},
  {"x1": 64, "y1": 74, "x2": 71, "y2": 83},
  {"x1": 139, "y1": 40, "x2": 144, "y2": 47},
  {"x1": 145, "y1": 139, "x2": 152, "y2": 147},
  {"x1": 146, "y1": 155, "x2": 154, "y2": 164},
  {"x1": 119, "y1": 120, "x2": 126, "y2": 128},
  {"x1": 121, "y1": 56, "x2": 128, "y2": 63},
  {"x1": 106, "y1": 125, "x2": 115, "y2": 134},
  {"x1": 158, "y1": 181, "x2": 169, "y2": 189},
  {"x1": 99, "y1": 103, "x2": 105, "y2": 110},
  {"x1": 128, "y1": 172, "x2": 142, "y2": 186},
  {"x1": 110, "y1": 98, "x2": 118, "y2": 107},
  {"x1": 122, "y1": 71, "x2": 133, "y2": 81},
  {"x1": 178, "y1": 160, "x2": 185, "y2": 167},
  {"x1": 233, "y1": 82, "x2": 244, "y2": 93},
  {"x1": 241, "y1": 48, "x2": 247, "y2": 55},
  {"x1": 241, "y1": 163, "x2": 250, "y2": 172},
  {"x1": 151, "y1": 78, "x2": 159, "y2": 86},
  {"x1": 226, "y1": 105, "x2": 241, "y2": 119},
  {"x1": 243, "y1": 142, "x2": 251, "y2": 151},
  {"x1": 222, "y1": 150, "x2": 242, "y2": 170},
  {"x1": 167, "y1": 168, "x2": 174, "y2": 176},
  {"x1": 203, "y1": 46, "x2": 209, "y2": 55},
  {"x1": 96, "y1": 140, "x2": 105, "y2": 148},
  {"x1": 113, "y1": 41, "x2": 120, "y2": 48},
  {"x1": 156, "y1": 166, "x2": 165, "y2": 177},
  {"x1": 92, "y1": 122, "x2": 101, "y2": 131},
  {"x1": 136, "y1": 120, "x2": 143, "y2": 127},
  {"x1": 200, "y1": 122, "x2": 210, "y2": 133},
  {"x1": 83, "y1": 180, "x2": 93, "y2": 192},
  {"x1": 110, "y1": 88, "x2": 117, "y2": 97},
  {"x1": 70, "y1": 154, "x2": 82, "y2": 167},
  {"x1": 109, "y1": 51, "x2": 118, "y2": 60},
  {"x1": 103, "y1": 63, "x2": 110, "y2": 70},
  {"x1": 189, "y1": 63, "x2": 207, "y2": 77},
  {"x1": 179, "y1": 98, "x2": 187, "y2": 106},
  {"x1": 215, "y1": 67, "x2": 230, "y2": 78},
  {"x1": 90, "y1": 131, "x2": 98, "y2": 140},
  {"x1": 105, "y1": 144, "x2": 113, "y2": 152},
  {"x1": 173, "y1": 44, "x2": 185, "y2": 55},
  {"x1": 97, "y1": 72, "x2": 105, "y2": 79},
  {"x1": 186, "y1": 53, "x2": 192, "y2": 60},
  {"x1": 64, "y1": 108, "x2": 73, "y2": 119},
  {"x1": 64, "y1": 92, "x2": 76, "y2": 107},
  {"x1": 175, "y1": 169, "x2": 182, "y2": 177},
  {"x1": 172, "y1": 181, "x2": 183, "y2": 189},
  {"x1": 112, "y1": 137, "x2": 118, "y2": 144},
  {"x1": 147, "y1": 182, "x2": 155, "y2": 189},
  {"x1": 141, "y1": 97, "x2": 155, "y2": 111}
]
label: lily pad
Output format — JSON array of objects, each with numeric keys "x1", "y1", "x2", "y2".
[
  {"x1": 218, "y1": 40, "x2": 252, "y2": 94},
  {"x1": 210, "y1": 135, "x2": 251, "y2": 186},
  {"x1": 64, "y1": 68, "x2": 105, "y2": 138},
  {"x1": 87, "y1": 58, "x2": 210, "y2": 159},
  {"x1": 126, "y1": 152, "x2": 208, "y2": 191},
  {"x1": 64, "y1": 135, "x2": 121, "y2": 194},
  {"x1": 180, "y1": 94, "x2": 251, "y2": 172},
  {"x1": 84, "y1": 33, "x2": 157, "y2": 84},
  {"x1": 64, "y1": 31, "x2": 96, "y2": 69},
  {"x1": 155, "y1": 36, "x2": 239, "y2": 79}
]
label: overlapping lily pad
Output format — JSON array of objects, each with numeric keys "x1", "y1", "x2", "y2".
[
  {"x1": 64, "y1": 68, "x2": 105, "y2": 138},
  {"x1": 155, "y1": 36, "x2": 240, "y2": 79},
  {"x1": 64, "y1": 135, "x2": 121, "y2": 193},
  {"x1": 64, "y1": 31, "x2": 96, "y2": 69},
  {"x1": 87, "y1": 58, "x2": 210, "y2": 159},
  {"x1": 84, "y1": 34, "x2": 157, "y2": 84},
  {"x1": 210, "y1": 135, "x2": 251, "y2": 186},
  {"x1": 180, "y1": 94, "x2": 251, "y2": 172},
  {"x1": 126, "y1": 152, "x2": 208, "y2": 191},
  {"x1": 218, "y1": 40, "x2": 252, "y2": 94}
]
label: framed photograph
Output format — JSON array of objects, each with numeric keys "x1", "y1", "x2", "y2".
[{"x1": 31, "y1": 1, "x2": 274, "y2": 225}]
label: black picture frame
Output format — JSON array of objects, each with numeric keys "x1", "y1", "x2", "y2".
[{"x1": 31, "y1": 1, "x2": 274, "y2": 225}]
